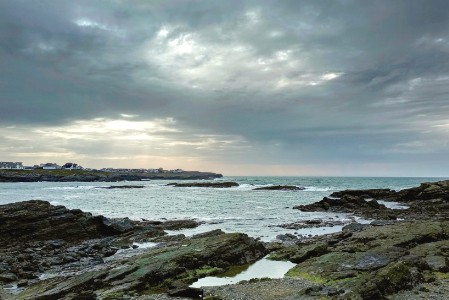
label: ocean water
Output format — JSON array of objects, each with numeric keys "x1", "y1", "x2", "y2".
[{"x1": 0, "y1": 176, "x2": 446, "y2": 241}]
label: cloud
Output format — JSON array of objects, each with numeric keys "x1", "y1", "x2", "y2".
[
  {"x1": 0, "y1": 116, "x2": 250, "y2": 170},
  {"x1": 1, "y1": 0, "x2": 449, "y2": 175}
]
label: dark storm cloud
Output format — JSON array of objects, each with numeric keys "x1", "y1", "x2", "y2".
[{"x1": 1, "y1": 0, "x2": 449, "y2": 175}]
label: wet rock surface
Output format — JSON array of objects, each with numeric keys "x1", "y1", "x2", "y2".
[
  {"x1": 294, "y1": 179, "x2": 449, "y2": 221},
  {"x1": 253, "y1": 185, "x2": 305, "y2": 191},
  {"x1": 167, "y1": 182, "x2": 239, "y2": 188},
  {"x1": 268, "y1": 220, "x2": 449, "y2": 299},
  {"x1": 278, "y1": 218, "x2": 350, "y2": 230},
  {"x1": 0, "y1": 201, "x2": 265, "y2": 299},
  {"x1": 18, "y1": 230, "x2": 266, "y2": 299},
  {"x1": 0, "y1": 201, "x2": 205, "y2": 295},
  {"x1": 264, "y1": 179, "x2": 449, "y2": 299},
  {"x1": 3, "y1": 180, "x2": 449, "y2": 299},
  {"x1": 95, "y1": 185, "x2": 145, "y2": 189}
]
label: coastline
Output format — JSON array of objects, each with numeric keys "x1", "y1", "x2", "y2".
[
  {"x1": 1, "y1": 179, "x2": 449, "y2": 299},
  {"x1": 0, "y1": 169, "x2": 223, "y2": 183}
]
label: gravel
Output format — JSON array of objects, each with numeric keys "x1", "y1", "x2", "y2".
[
  {"x1": 202, "y1": 278, "x2": 314, "y2": 300},
  {"x1": 134, "y1": 278, "x2": 314, "y2": 300}
]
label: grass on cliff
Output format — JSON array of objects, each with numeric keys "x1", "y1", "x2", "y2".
[{"x1": 0, "y1": 169, "x2": 110, "y2": 176}]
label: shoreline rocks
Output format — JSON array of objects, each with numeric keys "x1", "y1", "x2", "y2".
[
  {"x1": 265, "y1": 179, "x2": 449, "y2": 299},
  {"x1": 0, "y1": 201, "x2": 204, "y2": 290},
  {"x1": 0, "y1": 170, "x2": 223, "y2": 183},
  {"x1": 0, "y1": 201, "x2": 265, "y2": 299},
  {"x1": 95, "y1": 185, "x2": 145, "y2": 189},
  {"x1": 17, "y1": 230, "x2": 266, "y2": 299},
  {"x1": 268, "y1": 220, "x2": 449, "y2": 299},
  {"x1": 294, "y1": 180, "x2": 449, "y2": 221},
  {"x1": 2, "y1": 179, "x2": 449, "y2": 299},
  {"x1": 253, "y1": 185, "x2": 305, "y2": 191},
  {"x1": 167, "y1": 181, "x2": 239, "y2": 188}
]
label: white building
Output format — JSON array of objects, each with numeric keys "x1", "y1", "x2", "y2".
[
  {"x1": 0, "y1": 162, "x2": 24, "y2": 170},
  {"x1": 62, "y1": 163, "x2": 84, "y2": 170},
  {"x1": 41, "y1": 163, "x2": 62, "y2": 170}
]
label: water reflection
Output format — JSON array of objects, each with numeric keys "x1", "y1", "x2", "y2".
[{"x1": 190, "y1": 257, "x2": 295, "y2": 287}]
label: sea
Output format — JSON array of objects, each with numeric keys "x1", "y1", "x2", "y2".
[{"x1": 0, "y1": 176, "x2": 446, "y2": 242}]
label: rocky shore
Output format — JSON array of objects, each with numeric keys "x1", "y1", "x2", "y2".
[
  {"x1": 1, "y1": 180, "x2": 449, "y2": 299},
  {"x1": 0, "y1": 201, "x2": 265, "y2": 299},
  {"x1": 0, "y1": 170, "x2": 223, "y2": 183}
]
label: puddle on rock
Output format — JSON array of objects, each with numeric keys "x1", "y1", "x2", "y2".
[
  {"x1": 3, "y1": 284, "x2": 24, "y2": 295},
  {"x1": 190, "y1": 257, "x2": 295, "y2": 288}
]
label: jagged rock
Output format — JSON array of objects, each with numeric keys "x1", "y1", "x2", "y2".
[
  {"x1": 0, "y1": 201, "x2": 166, "y2": 283},
  {"x1": 101, "y1": 217, "x2": 135, "y2": 233},
  {"x1": 0, "y1": 273, "x2": 17, "y2": 283},
  {"x1": 294, "y1": 195, "x2": 394, "y2": 219},
  {"x1": 0, "y1": 200, "x2": 110, "y2": 244},
  {"x1": 278, "y1": 220, "x2": 449, "y2": 299},
  {"x1": 321, "y1": 180, "x2": 449, "y2": 220},
  {"x1": 330, "y1": 188, "x2": 396, "y2": 199},
  {"x1": 280, "y1": 219, "x2": 349, "y2": 229},
  {"x1": 20, "y1": 231, "x2": 266, "y2": 298},
  {"x1": 276, "y1": 233, "x2": 299, "y2": 242},
  {"x1": 158, "y1": 219, "x2": 199, "y2": 230}
]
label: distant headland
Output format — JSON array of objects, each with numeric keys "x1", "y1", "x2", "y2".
[{"x1": 0, "y1": 161, "x2": 222, "y2": 182}]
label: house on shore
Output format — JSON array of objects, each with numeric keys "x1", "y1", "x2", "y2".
[
  {"x1": 0, "y1": 162, "x2": 24, "y2": 170},
  {"x1": 63, "y1": 163, "x2": 84, "y2": 170},
  {"x1": 41, "y1": 163, "x2": 62, "y2": 170}
]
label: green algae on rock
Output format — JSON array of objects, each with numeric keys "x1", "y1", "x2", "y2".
[{"x1": 18, "y1": 230, "x2": 266, "y2": 299}]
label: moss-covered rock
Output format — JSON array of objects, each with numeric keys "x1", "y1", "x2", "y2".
[
  {"x1": 19, "y1": 231, "x2": 266, "y2": 299},
  {"x1": 271, "y1": 220, "x2": 449, "y2": 299}
]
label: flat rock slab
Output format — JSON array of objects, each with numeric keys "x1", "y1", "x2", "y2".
[
  {"x1": 167, "y1": 182, "x2": 239, "y2": 188},
  {"x1": 354, "y1": 254, "x2": 390, "y2": 271},
  {"x1": 96, "y1": 185, "x2": 145, "y2": 189},
  {"x1": 254, "y1": 185, "x2": 305, "y2": 191}
]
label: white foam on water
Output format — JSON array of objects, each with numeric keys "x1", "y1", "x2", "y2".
[
  {"x1": 303, "y1": 186, "x2": 337, "y2": 192},
  {"x1": 133, "y1": 242, "x2": 159, "y2": 249},
  {"x1": 378, "y1": 200, "x2": 409, "y2": 210}
]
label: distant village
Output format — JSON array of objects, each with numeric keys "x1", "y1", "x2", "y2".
[{"x1": 0, "y1": 161, "x2": 184, "y2": 174}]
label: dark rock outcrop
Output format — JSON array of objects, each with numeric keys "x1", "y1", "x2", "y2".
[
  {"x1": 0, "y1": 200, "x2": 118, "y2": 244},
  {"x1": 330, "y1": 188, "x2": 396, "y2": 199},
  {"x1": 159, "y1": 219, "x2": 200, "y2": 230},
  {"x1": 95, "y1": 185, "x2": 144, "y2": 189},
  {"x1": 271, "y1": 220, "x2": 449, "y2": 299},
  {"x1": 0, "y1": 200, "x2": 265, "y2": 299},
  {"x1": 0, "y1": 201, "x2": 201, "y2": 287},
  {"x1": 254, "y1": 185, "x2": 305, "y2": 191},
  {"x1": 279, "y1": 179, "x2": 449, "y2": 298},
  {"x1": 294, "y1": 180, "x2": 449, "y2": 220},
  {"x1": 278, "y1": 219, "x2": 350, "y2": 230},
  {"x1": 0, "y1": 170, "x2": 223, "y2": 182},
  {"x1": 294, "y1": 196, "x2": 396, "y2": 219},
  {"x1": 167, "y1": 181, "x2": 239, "y2": 188},
  {"x1": 19, "y1": 230, "x2": 266, "y2": 299}
]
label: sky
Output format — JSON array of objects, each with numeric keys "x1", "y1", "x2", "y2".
[{"x1": 1, "y1": 0, "x2": 449, "y2": 176}]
